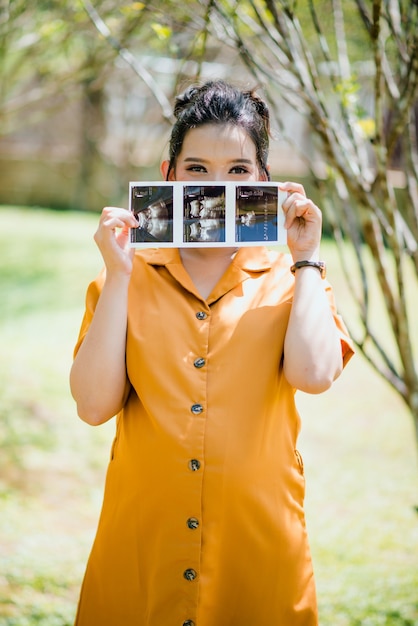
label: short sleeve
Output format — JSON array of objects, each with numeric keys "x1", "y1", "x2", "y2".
[
  {"x1": 73, "y1": 268, "x2": 106, "y2": 358},
  {"x1": 325, "y1": 282, "x2": 355, "y2": 368}
]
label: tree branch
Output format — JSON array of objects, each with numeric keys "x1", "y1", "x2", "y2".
[{"x1": 80, "y1": 0, "x2": 174, "y2": 123}]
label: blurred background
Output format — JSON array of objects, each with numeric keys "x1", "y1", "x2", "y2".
[
  {"x1": 0, "y1": 0, "x2": 360, "y2": 213},
  {"x1": 0, "y1": 1, "x2": 296, "y2": 211}
]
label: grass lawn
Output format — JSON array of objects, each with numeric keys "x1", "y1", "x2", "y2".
[{"x1": 0, "y1": 206, "x2": 417, "y2": 625}]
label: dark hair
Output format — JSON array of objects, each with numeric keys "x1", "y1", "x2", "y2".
[{"x1": 166, "y1": 80, "x2": 271, "y2": 180}]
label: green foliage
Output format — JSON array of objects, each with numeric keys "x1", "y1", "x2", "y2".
[
  {"x1": 0, "y1": 205, "x2": 100, "y2": 475},
  {"x1": 0, "y1": 0, "x2": 207, "y2": 134},
  {"x1": 0, "y1": 386, "x2": 56, "y2": 488},
  {"x1": 0, "y1": 207, "x2": 98, "y2": 321},
  {"x1": 151, "y1": 22, "x2": 172, "y2": 41}
]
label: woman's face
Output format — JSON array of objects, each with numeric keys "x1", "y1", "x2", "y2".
[{"x1": 161, "y1": 123, "x2": 268, "y2": 182}]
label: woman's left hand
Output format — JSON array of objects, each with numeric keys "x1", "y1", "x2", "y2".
[{"x1": 280, "y1": 182, "x2": 322, "y2": 261}]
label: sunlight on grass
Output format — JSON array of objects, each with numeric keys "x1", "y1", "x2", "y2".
[{"x1": 0, "y1": 206, "x2": 417, "y2": 626}]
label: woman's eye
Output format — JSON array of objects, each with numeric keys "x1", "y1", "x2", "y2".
[
  {"x1": 230, "y1": 166, "x2": 250, "y2": 174},
  {"x1": 186, "y1": 165, "x2": 207, "y2": 173}
]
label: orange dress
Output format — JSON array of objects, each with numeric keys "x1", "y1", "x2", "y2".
[{"x1": 73, "y1": 247, "x2": 353, "y2": 626}]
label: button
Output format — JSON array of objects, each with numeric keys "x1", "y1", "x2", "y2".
[
  {"x1": 191, "y1": 403, "x2": 203, "y2": 415},
  {"x1": 188, "y1": 459, "x2": 201, "y2": 471},
  {"x1": 196, "y1": 311, "x2": 207, "y2": 320},
  {"x1": 187, "y1": 517, "x2": 199, "y2": 530},
  {"x1": 183, "y1": 621, "x2": 195, "y2": 626},
  {"x1": 183, "y1": 568, "x2": 197, "y2": 581},
  {"x1": 193, "y1": 357, "x2": 206, "y2": 368}
]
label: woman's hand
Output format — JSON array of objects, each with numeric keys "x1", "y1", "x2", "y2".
[
  {"x1": 71, "y1": 206, "x2": 138, "y2": 425},
  {"x1": 280, "y1": 182, "x2": 343, "y2": 393},
  {"x1": 94, "y1": 206, "x2": 138, "y2": 276},
  {"x1": 279, "y1": 182, "x2": 322, "y2": 261}
]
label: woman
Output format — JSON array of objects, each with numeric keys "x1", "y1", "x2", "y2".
[{"x1": 70, "y1": 80, "x2": 354, "y2": 626}]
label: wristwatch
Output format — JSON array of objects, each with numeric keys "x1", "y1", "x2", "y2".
[{"x1": 290, "y1": 260, "x2": 326, "y2": 279}]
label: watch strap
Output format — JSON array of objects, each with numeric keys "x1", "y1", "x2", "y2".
[{"x1": 290, "y1": 260, "x2": 326, "y2": 279}]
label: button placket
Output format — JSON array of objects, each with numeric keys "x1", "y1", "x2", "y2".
[{"x1": 180, "y1": 307, "x2": 209, "y2": 623}]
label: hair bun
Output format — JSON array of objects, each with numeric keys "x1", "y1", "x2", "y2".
[
  {"x1": 243, "y1": 89, "x2": 271, "y2": 135},
  {"x1": 173, "y1": 86, "x2": 201, "y2": 119}
]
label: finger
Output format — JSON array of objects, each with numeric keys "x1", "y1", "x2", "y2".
[
  {"x1": 114, "y1": 225, "x2": 131, "y2": 247},
  {"x1": 284, "y1": 199, "x2": 321, "y2": 229},
  {"x1": 281, "y1": 192, "x2": 307, "y2": 213},
  {"x1": 100, "y1": 206, "x2": 138, "y2": 229},
  {"x1": 278, "y1": 181, "x2": 306, "y2": 197},
  {"x1": 95, "y1": 209, "x2": 137, "y2": 249}
]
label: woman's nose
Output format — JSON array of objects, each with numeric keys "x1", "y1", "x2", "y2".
[{"x1": 210, "y1": 171, "x2": 225, "y2": 181}]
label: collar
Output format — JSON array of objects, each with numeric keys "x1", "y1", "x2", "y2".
[{"x1": 138, "y1": 246, "x2": 273, "y2": 304}]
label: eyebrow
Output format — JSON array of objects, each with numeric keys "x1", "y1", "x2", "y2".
[{"x1": 183, "y1": 157, "x2": 254, "y2": 164}]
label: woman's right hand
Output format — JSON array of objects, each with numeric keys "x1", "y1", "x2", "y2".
[
  {"x1": 71, "y1": 206, "x2": 138, "y2": 425},
  {"x1": 93, "y1": 206, "x2": 138, "y2": 276}
]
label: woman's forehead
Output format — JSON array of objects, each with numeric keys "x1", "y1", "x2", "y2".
[{"x1": 179, "y1": 123, "x2": 257, "y2": 161}]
